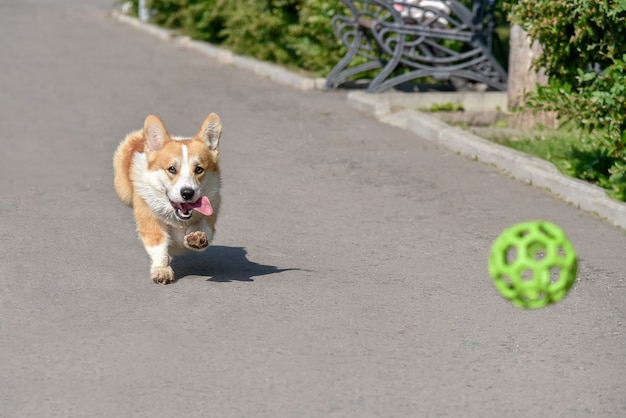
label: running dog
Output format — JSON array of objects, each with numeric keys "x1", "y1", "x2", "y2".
[{"x1": 113, "y1": 114, "x2": 222, "y2": 284}]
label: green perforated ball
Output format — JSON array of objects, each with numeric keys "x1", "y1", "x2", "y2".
[{"x1": 488, "y1": 221, "x2": 578, "y2": 309}]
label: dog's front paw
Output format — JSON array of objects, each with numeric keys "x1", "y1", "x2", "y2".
[
  {"x1": 184, "y1": 231, "x2": 209, "y2": 250},
  {"x1": 151, "y1": 266, "x2": 175, "y2": 285}
]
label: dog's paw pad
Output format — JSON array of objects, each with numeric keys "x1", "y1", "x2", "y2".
[
  {"x1": 185, "y1": 231, "x2": 208, "y2": 250},
  {"x1": 151, "y1": 267, "x2": 175, "y2": 285}
]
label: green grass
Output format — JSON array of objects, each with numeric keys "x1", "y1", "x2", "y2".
[
  {"x1": 420, "y1": 102, "x2": 465, "y2": 112},
  {"x1": 486, "y1": 127, "x2": 626, "y2": 200},
  {"x1": 489, "y1": 129, "x2": 577, "y2": 174}
]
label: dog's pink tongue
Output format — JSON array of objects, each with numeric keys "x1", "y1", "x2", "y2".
[{"x1": 191, "y1": 196, "x2": 213, "y2": 216}]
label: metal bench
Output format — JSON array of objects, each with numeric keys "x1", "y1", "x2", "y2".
[{"x1": 325, "y1": 0, "x2": 508, "y2": 93}]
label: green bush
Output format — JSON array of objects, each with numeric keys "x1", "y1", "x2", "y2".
[
  {"x1": 147, "y1": 0, "x2": 228, "y2": 43},
  {"x1": 286, "y1": 2, "x2": 348, "y2": 75},
  {"x1": 218, "y1": 1, "x2": 288, "y2": 63},
  {"x1": 136, "y1": 0, "x2": 346, "y2": 75},
  {"x1": 508, "y1": 0, "x2": 626, "y2": 200}
]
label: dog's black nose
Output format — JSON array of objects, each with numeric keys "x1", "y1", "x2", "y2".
[{"x1": 180, "y1": 187, "x2": 195, "y2": 201}]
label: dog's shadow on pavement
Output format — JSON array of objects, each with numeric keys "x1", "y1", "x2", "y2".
[{"x1": 172, "y1": 246, "x2": 299, "y2": 282}]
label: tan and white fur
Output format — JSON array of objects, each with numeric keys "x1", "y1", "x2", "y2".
[{"x1": 113, "y1": 114, "x2": 222, "y2": 284}]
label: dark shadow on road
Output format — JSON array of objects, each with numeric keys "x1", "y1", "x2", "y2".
[{"x1": 172, "y1": 245, "x2": 299, "y2": 282}]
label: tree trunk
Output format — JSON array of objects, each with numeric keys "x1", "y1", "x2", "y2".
[{"x1": 507, "y1": 25, "x2": 557, "y2": 129}]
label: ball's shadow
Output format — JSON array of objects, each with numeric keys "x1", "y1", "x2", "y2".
[{"x1": 172, "y1": 245, "x2": 298, "y2": 282}]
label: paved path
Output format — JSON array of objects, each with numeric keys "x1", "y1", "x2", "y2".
[{"x1": 1, "y1": 1, "x2": 625, "y2": 417}]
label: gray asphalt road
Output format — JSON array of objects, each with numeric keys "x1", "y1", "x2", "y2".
[{"x1": 1, "y1": 1, "x2": 625, "y2": 417}]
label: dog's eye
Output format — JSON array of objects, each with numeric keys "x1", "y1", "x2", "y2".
[
  {"x1": 167, "y1": 166, "x2": 177, "y2": 174},
  {"x1": 194, "y1": 166, "x2": 204, "y2": 175}
]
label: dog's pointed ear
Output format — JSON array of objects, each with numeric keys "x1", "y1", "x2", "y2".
[
  {"x1": 197, "y1": 113, "x2": 221, "y2": 151},
  {"x1": 143, "y1": 115, "x2": 170, "y2": 152}
]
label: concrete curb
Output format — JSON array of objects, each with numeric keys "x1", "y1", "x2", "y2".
[
  {"x1": 112, "y1": 11, "x2": 172, "y2": 41},
  {"x1": 111, "y1": 11, "x2": 626, "y2": 230},
  {"x1": 111, "y1": 11, "x2": 326, "y2": 91},
  {"x1": 348, "y1": 91, "x2": 626, "y2": 230}
]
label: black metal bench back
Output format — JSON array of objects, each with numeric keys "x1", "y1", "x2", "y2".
[{"x1": 326, "y1": 0, "x2": 507, "y2": 93}]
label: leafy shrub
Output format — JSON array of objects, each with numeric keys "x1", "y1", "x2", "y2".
[
  {"x1": 286, "y1": 1, "x2": 348, "y2": 75},
  {"x1": 135, "y1": 0, "x2": 346, "y2": 75},
  {"x1": 508, "y1": 0, "x2": 626, "y2": 200},
  {"x1": 143, "y1": 0, "x2": 227, "y2": 42},
  {"x1": 218, "y1": 1, "x2": 291, "y2": 64}
]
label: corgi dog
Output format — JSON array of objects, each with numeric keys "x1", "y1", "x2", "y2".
[{"x1": 113, "y1": 114, "x2": 222, "y2": 284}]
